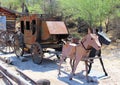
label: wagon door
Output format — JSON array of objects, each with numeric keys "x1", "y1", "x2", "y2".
[{"x1": 24, "y1": 20, "x2": 37, "y2": 45}]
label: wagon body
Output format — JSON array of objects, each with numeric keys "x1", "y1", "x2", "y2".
[
  {"x1": 20, "y1": 14, "x2": 68, "y2": 48},
  {"x1": 14, "y1": 14, "x2": 69, "y2": 64}
]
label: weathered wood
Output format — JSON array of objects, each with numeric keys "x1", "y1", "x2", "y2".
[
  {"x1": 0, "y1": 71, "x2": 16, "y2": 85},
  {"x1": 0, "y1": 64, "x2": 32, "y2": 85},
  {"x1": 16, "y1": 69, "x2": 50, "y2": 85},
  {"x1": 0, "y1": 78, "x2": 10, "y2": 85},
  {"x1": 0, "y1": 71, "x2": 3, "y2": 78},
  {"x1": 16, "y1": 69, "x2": 37, "y2": 85}
]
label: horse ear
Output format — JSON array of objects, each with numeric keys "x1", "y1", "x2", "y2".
[
  {"x1": 93, "y1": 29, "x2": 96, "y2": 34},
  {"x1": 88, "y1": 28, "x2": 93, "y2": 34},
  {"x1": 98, "y1": 26, "x2": 103, "y2": 32}
]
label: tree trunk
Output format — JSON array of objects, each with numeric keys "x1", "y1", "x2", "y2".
[{"x1": 105, "y1": 17, "x2": 110, "y2": 33}]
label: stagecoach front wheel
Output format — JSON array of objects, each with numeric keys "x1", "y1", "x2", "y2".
[
  {"x1": 14, "y1": 33, "x2": 24, "y2": 57},
  {"x1": 31, "y1": 42, "x2": 43, "y2": 64}
]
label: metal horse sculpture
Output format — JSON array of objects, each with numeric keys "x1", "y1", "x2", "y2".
[
  {"x1": 87, "y1": 27, "x2": 111, "y2": 76},
  {"x1": 58, "y1": 28, "x2": 101, "y2": 80}
]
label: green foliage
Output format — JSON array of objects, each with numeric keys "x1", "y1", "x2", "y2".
[
  {"x1": 41, "y1": 0, "x2": 61, "y2": 15},
  {"x1": 58, "y1": 0, "x2": 120, "y2": 28},
  {"x1": 0, "y1": 0, "x2": 119, "y2": 27}
]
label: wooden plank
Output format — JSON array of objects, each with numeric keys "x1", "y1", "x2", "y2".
[
  {"x1": 0, "y1": 71, "x2": 16, "y2": 85},
  {"x1": 0, "y1": 78, "x2": 7, "y2": 85},
  {"x1": 16, "y1": 69, "x2": 37, "y2": 85},
  {"x1": 0, "y1": 64, "x2": 32, "y2": 85}
]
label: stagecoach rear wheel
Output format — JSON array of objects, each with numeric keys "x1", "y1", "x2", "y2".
[
  {"x1": 14, "y1": 32, "x2": 24, "y2": 57},
  {"x1": 0, "y1": 31, "x2": 15, "y2": 54},
  {"x1": 31, "y1": 42, "x2": 43, "y2": 64}
]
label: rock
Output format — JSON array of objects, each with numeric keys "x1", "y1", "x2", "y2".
[
  {"x1": 36, "y1": 79, "x2": 50, "y2": 85},
  {"x1": 4, "y1": 57, "x2": 13, "y2": 64}
]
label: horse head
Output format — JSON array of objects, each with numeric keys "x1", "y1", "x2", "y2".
[
  {"x1": 98, "y1": 32, "x2": 111, "y2": 45},
  {"x1": 97, "y1": 27, "x2": 111, "y2": 45},
  {"x1": 82, "y1": 28, "x2": 101, "y2": 51}
]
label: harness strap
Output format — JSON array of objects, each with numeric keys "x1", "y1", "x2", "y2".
[{"x1": 81, "y1": 41, "x2": 91, "y2": 50}]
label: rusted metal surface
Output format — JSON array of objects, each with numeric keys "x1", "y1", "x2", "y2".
[
  {"x1": 19, "y1": 14, "x2": 69, "y2": 45},
  {"x1": 41, "y1": 21, "x2": 50, "y2": 40},
  {"x1": 24, "y1": 30, "x2": 36, "y2": 44},
  {"x1": 44, "y1": 21, "x2": 68, "y2": 34},
  {"x1": 41, "y1": 21, "x2": 68, "y2": 40},
  {"x1": 59, "y1": 29, "x2": 101, "y2": 81},
  {"x1": 14, "y1": 14, "x2": 69, "y2": 63}
]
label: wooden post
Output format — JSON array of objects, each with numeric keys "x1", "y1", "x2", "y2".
[
  {"x1": 0, "y1": 71, "x2": 16, "y2": 85},
  {"x1": 0, "y1": 64, "x2": 32, "y2": 85},
  {"x1": 16, "y1": 69, "x2": 37, "y2": 85}
]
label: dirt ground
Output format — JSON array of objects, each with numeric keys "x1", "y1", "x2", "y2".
[{"x1": 0, "y1": 41, "x2": 120, "y2": 85}]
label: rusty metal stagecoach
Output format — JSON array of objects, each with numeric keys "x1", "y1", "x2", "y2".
[{"x1": 14, "y1": 14, "x2": 69, "y2": 64}]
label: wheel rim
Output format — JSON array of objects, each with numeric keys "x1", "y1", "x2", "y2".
[{"x1": 31, "y1": 42, "x2": 43, "y2": 64}]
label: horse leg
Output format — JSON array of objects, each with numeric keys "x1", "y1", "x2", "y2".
[
  {"x1": 72, "y1": 59, "x2": 76, "y2": 76},
  {"x1": 87, "y1": 48, "x2": 96, "y2": 74},
  {"x1": 69, "y1": 58, "x2": 80, "y2": 80},
  {"x1": 58, "y1": 56, "x2": 66, "y2": 75},
  {"x1": 87, "y1": 59, "x2": 93, "y2": 74},
  {"x1": 70, "y1": 59, "x2": 76, "y2": 76},
  {"x1": 85, "y1": 60, "x2": 89, "y2": 82},
  {"x1": 99, "y1": 57, "x2": 108, "y2": 76},
  {"x1": 98, "y1": 50, "x2": 108, "y2": 76},
  {"x1": 70, "y1": 59, "x2": 73, "y2": 70}
]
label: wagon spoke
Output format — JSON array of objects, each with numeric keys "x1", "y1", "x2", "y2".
[{"x1": 31, "y1": 42, "x2": 43, "y2": 64}]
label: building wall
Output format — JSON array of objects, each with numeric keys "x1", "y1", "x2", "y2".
[{"x1": 0, "y1": 7, "x2": 17, "y2": 31}]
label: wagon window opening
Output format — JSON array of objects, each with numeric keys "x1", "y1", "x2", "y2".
[
  {"x1": 31, "y1": 20, "x2": 36, "y2": 35},
  {"x1": 26, "y1": 21, "x2": 30, "y2": 30},
  {"x1": 20, "y1": 21, "x2": 24, "y2": 34}
]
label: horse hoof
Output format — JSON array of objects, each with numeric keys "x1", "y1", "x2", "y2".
[
  {"x1": 87, "y1": 71, "x2": 90, "y2": 74},
  {"x1": 105, "y1": 73, "x2": 108, "y2": 76},
  {"x1": 69, "y1": 78, "x2": 72, "y2": 80},
  {"x1": 58, "y1": 73, "x2": 61, "y2": 75}
]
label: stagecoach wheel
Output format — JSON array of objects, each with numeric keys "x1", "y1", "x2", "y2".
[
  {"x1": 31, "y1": 42, "x2": 43, "y2": 64},
  {"x1": 0, "y1": 31, "x2": 5, "y2": 52},
  {"x1": 0, "y1": 31, "x2": 14, "y2": 54},
  {"x1": 14, "y1": 33, "x2": 24, "y2": 57}
]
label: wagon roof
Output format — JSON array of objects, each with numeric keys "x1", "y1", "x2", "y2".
[{"x1": 45, "y1": 21, "x2": 68, "y2": 34}]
